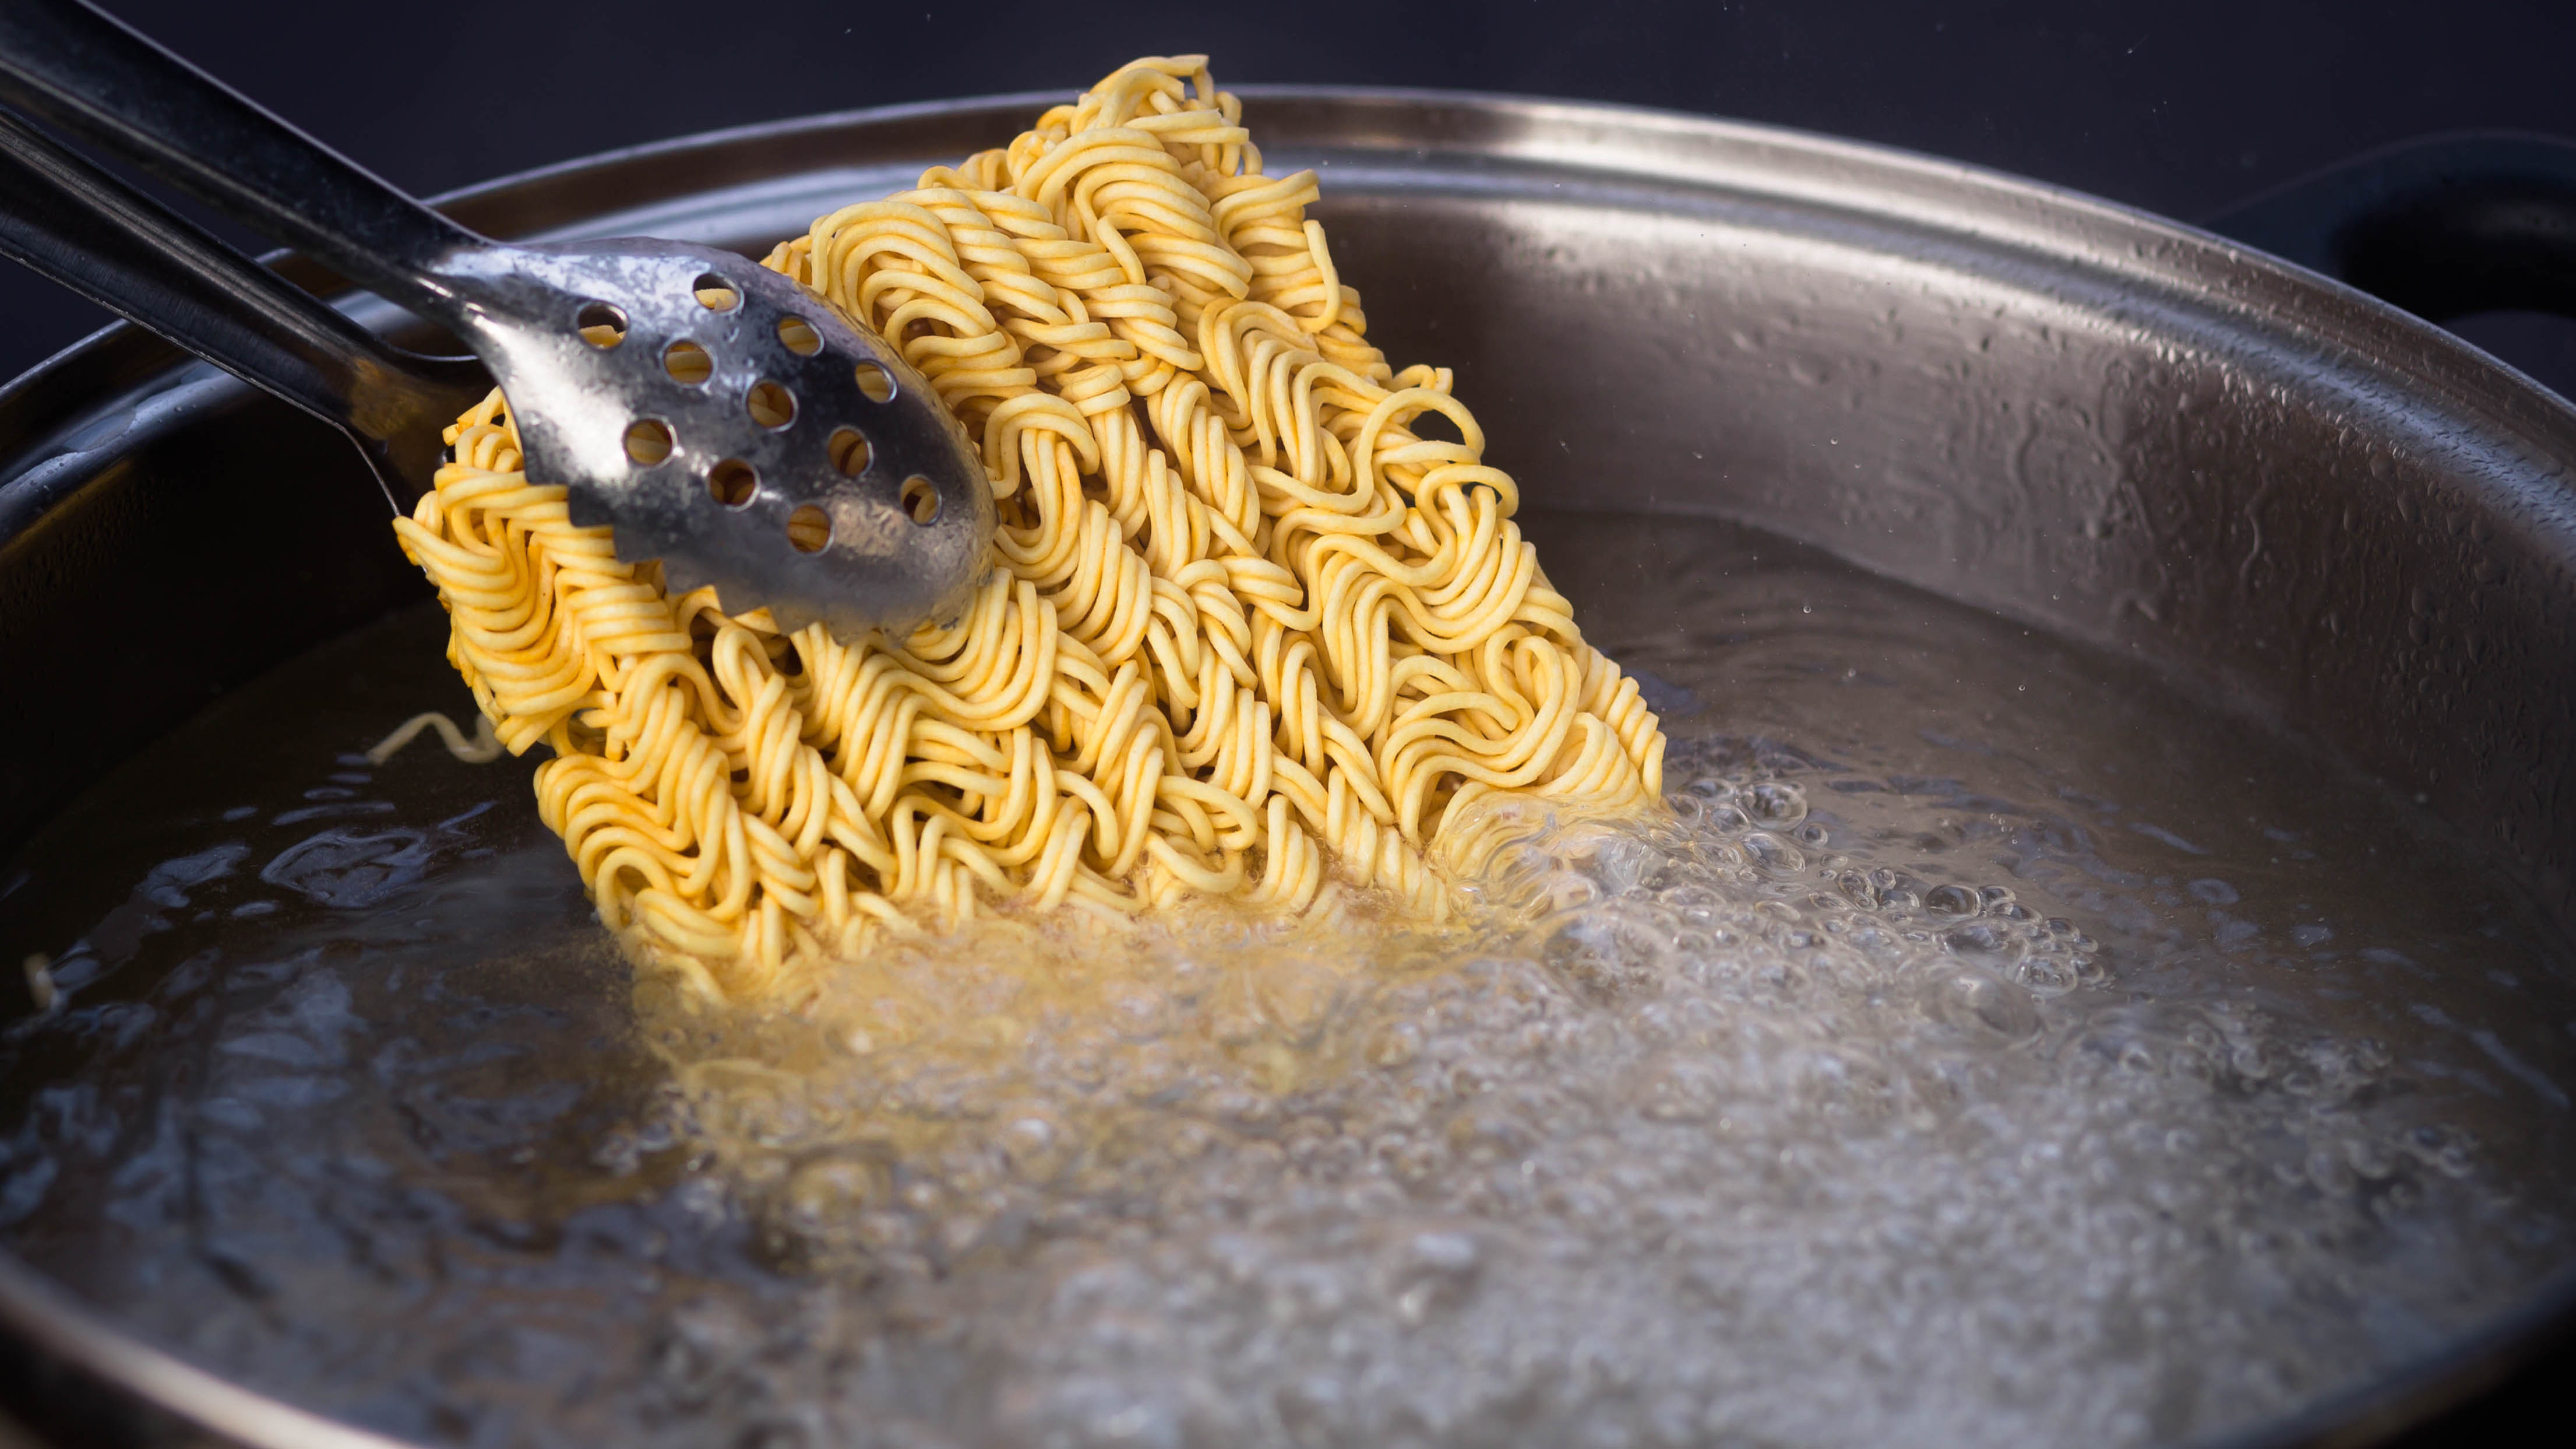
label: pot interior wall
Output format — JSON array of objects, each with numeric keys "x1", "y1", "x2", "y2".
[{"x1": 1318, "y1": 183, "x2": 2576, "y2": 925}]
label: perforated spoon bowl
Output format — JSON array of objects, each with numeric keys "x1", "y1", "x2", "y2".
[{"x1": 0, "y1": 0, "x2": 990, "y2": 637}]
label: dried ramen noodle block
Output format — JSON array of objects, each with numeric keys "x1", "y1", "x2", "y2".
[{"x1": 393, "y1": 57, "x2": 1666, "y2": 1003}]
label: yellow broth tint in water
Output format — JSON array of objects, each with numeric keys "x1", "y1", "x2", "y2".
[{"x1": 0, "y1": 512, "x2": 2572, "y2": 1449}]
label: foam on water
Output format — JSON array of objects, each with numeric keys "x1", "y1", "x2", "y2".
[{"x1": 2, "y1": 513, "x2": 2573, "y2": 1449}]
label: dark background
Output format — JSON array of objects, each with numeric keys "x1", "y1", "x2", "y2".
[
  {"x1": 4, "y1": 2, "x2": 2576, "y2": 1445},
  {"x1": 6, "y1": 0, "x2": 2576, "y2": 392}
]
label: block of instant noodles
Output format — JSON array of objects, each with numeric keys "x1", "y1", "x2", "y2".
[{"x1": 392, "y1": 57, "x2": 1666, "y2": 1002}]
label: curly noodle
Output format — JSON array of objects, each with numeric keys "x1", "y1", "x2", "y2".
[{"x1": 392, "y1": 57, "x2": 1665, "y2": 1003}]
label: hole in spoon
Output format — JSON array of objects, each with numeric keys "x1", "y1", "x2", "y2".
[
  {"x1": 748, "y1": 380, "x2": 795, "y2": 429},
  {"x1": 623, "y1": 419, "x2": 674, "y2": 465},
  {"x1": 777, "y1": 316, "x2": 822, "y2": 356},
  {"x1": 901, "y1": 475, "x2": 940, "y2": 525},
  {"x1": 709, "y1": 459, "x2": 757, "y2": 509},
  {"x1": 829, "y1": 427, "x2": 871, "y2": 476},
  {"x1": 575, "y1": 301, "x2": 627, "y2": 348},
  {"x1": 693, "y1": 273, "x2": 740, "y2": 311},
  {"x1": 786, "y1": 504, "x2": 831, "y2": 552},
  {"x1": 854, "y1": 362, "x2": 895, "y2": 403},
  {"x1": 664, "y1": 340, "x2": 713, "y2": 385}
]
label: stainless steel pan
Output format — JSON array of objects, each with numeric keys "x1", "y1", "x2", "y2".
[{"x1": 2, "y1": 89, "x2": 2574, "y2": 1448}]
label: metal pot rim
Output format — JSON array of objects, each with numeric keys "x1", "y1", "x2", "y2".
[{"x1": 13, "y1": 83, "x2": 2576, "y2": 459}]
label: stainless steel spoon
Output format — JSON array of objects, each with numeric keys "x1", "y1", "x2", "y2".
[{"x1": 0, "y1": 0, "x2": 989, "y2": 637}]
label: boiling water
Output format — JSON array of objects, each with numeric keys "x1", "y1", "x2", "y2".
[{"x1": 3, "y1": 512, "x2": 2574, "y2": 1449}]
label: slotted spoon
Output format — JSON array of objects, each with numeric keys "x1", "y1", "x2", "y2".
[{"x1": 0, "y1": 0, "x2": 989, "y2": 637}]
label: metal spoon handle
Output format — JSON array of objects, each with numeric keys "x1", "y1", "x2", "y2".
[
  {"x1": 0, "y1": 107, "x2": 488, "y2": 508},
  {"x1": 0, "y1": 0, "x2": 485, "y2": 321},
  {"x1": 0, "y1": 107, "x2": 441, "y2": 440}
]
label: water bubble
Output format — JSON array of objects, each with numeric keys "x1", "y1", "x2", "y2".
[
  {"x1": 783, "y1": 1154, "x2": 888, "y2": 1229},
  {"x1": 1578, "y1": 835, "x2": 1675, "y2": 896},
  {"x1": 1366, "y1": 1021, "x2": 1424, "y2": 1069},
  {"x1": 1539, "y1": 873, "x2": 1603, "y2": 914},
  {"x1": 1638, "y1": 1060, "x2": 1722, "y2": 1122},
  {"x1": 2016, "y1": 956, "x2": 2079, "y2": 996},
  {"x1": 1943, "y1": 922, "x2": 2018, "y2": 959},
  {"x1": 1384, "y1": 1231, "x2": 1482, "y2": 1324},
  {"x1": 1930, "y1": 968, "x2": 2041, "y2": 1042},
  {"x1": 1001, "y1": 1112, "x2": 1074, "y2": 1184},
  {"x1": 1742, "y1": 832, "x2": 1807, "y2": 876},
  {"x1": 1254, "y1": 958, "x2": 1341, "y2": 1042},
  {"x1": 1744, "y1": 781, "x2": 1809, "y2": 826}
]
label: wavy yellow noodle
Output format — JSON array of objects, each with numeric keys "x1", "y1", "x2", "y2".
[{"x1": 393, "y1": 57, "x2": 1666, "y2": 1004}]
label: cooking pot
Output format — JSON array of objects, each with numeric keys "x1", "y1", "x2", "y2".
[{"x1": 1, "y1": 89, "x2": 2573, "y2": 1448}]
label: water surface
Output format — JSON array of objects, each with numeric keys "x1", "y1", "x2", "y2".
[{"x1": 2, "y1": 511, "x2": 2571, "y2": 1448}]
